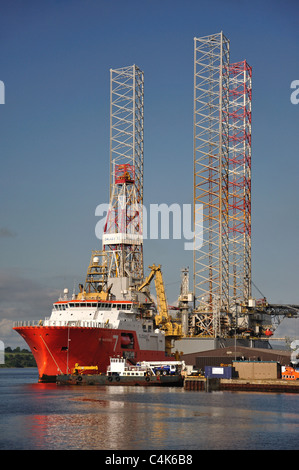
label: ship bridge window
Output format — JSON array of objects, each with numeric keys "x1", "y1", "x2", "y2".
[
  {"x1": 117, "y1": 304, "x2": 122, "y2": 310},
  {"x1": 92, "y1": 303, "x2": 97, "y2": 307},
  {"x1": 56, "y1": 304, "x2": 66, "y2": 310},
  {"x1": 126, "y1": 304, "x2": 132, "y2": 310},
  {"x1": 99, "y1": 303, "x2": 109, "y2": 309},
  {"x1": 112, "y1": 304, "x2": 116, "y2": 309},
  {"x1": 142, "y1": 324, "x2": 152, "y2": 332}
]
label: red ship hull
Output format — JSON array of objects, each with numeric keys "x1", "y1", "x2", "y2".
[{"x1": 14, "y1": 325, "x2": 170, "y2": 382}]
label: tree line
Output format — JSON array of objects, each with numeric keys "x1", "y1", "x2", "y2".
[{"x1": 1, "y1": 347, "x2": 37, "y2": 368}]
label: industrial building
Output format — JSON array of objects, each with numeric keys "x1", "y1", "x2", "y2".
[{"x1": 181, "y1": 346, "x2": 291, "y2": 370}]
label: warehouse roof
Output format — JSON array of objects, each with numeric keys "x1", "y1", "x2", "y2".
[{"x1": 182, "y1": 346, "x2": 291, "y2": 366}]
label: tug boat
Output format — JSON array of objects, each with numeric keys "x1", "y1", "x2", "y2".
[{"x1": 56, "y1": 357, "x2": 185, "y2": 386}]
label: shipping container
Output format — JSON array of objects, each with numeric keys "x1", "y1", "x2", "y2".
[
  {"x1": 232, "y1": 361, "x2": 281, "y2": 379},
  {"x1": 204, "y1": 365, "x2": 236, "y2": 379}
]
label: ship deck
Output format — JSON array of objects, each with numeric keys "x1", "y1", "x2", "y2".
[{"x1": 56, "y1": 373, "x2": 184, "y2": 387}]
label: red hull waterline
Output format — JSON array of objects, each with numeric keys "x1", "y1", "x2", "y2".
[{"x1": 14, "y1": 325, "x2": 171, "y2": 382}]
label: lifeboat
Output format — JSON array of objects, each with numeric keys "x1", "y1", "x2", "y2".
[{"x1": 264, "y1": 329, "x2": 273, "y2": 337}]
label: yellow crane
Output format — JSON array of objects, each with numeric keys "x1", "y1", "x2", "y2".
[
  {"x1": 138, "y1": 264, "x2": 182, "y2": 354},
  {"x1": 72, "y1": 363, "x2": 99, "y2": 374}
]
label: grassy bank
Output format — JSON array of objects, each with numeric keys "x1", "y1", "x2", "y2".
[{"x1": 0, "y1": 347, "x2": 37, "y2": 368}]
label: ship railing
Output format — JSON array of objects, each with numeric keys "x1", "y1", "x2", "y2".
[
  {"x1": 45, "y1": 320, "x2": 116, "y2": 328},
  {"x1": 13, "y1": 320, "x2": 117, "y2": 328},
  {"x1": 13, "y1": 320, "x2": 42, "y2": 327}
]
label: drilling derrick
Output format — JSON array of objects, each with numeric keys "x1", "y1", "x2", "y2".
[
  {"x1": 193, "y1": 32, "x2": 230, "y2": 337},
  {"x1": 228, "y1": 61, "x2": 252, "y2": 307},
  {"x1": 103, "y1": 65, "x2": 144, "y2": 283},
  {"x1": 178, "y1": 268, "x2": 194, "y2": 336}
]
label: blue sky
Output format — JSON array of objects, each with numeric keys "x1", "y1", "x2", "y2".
[{"x1": 0, "y1": 0, "x2": 298, "y2": 347}]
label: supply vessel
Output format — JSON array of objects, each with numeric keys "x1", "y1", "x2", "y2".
[{"x1": 13, "y1": 256, "x2": 181, "y2": 382}]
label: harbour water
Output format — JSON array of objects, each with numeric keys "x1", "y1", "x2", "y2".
[{"x1": 0, "y1": 368, "x2": 298, "y2": 451}]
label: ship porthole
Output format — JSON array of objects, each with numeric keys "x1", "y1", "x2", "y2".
[
  {"x1": 116, "y1": 376, "x2": 120, "y2": 382},
  {"x1": 108, "y1": 376, "x2": 113, "y2": 382}
]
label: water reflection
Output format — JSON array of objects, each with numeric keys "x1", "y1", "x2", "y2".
[
  {"x1": 23, "y1": 387, "x2": 282, "y2": 450},
  {"x1": 1, "y1": 370, "x2": 299, "y2": 450},
  {"x1": 22, "y1": 387, "x2": 199, "y2": 449}
]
